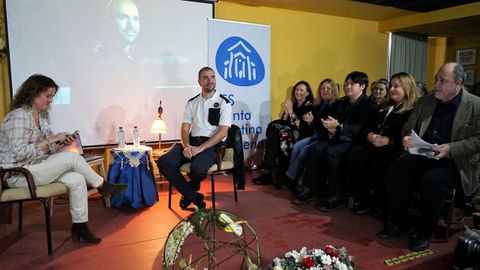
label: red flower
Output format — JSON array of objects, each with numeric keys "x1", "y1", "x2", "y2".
[
  {"x1": 325, "y1": 246, "x2": 335, "y2": 255},
  {"x1": 302, "y1": 257, "x2": 315, "y2": 268},
  {"x1": 331, "y1": 252, "x2": 340, "y2": 258}
]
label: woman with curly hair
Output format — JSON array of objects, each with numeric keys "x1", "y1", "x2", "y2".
[{"x1": 0, "y1": 74, "x2": 127, "y2": 244}]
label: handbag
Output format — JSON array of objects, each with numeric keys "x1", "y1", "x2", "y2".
[{"x1": 271, "y1": 121, "x2": 298, "y2": 157}]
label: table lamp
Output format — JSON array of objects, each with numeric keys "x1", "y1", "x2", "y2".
[{"x1": 150, "y1": 100, "x2": 168, "y2": 149}]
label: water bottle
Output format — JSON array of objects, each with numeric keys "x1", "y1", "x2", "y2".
[
  {"x1": 118, "y1": 126, "x2": 126, "y2": 148},
  {"x1": 132, "y1": 126, "x2": 140, "y2": 147}
]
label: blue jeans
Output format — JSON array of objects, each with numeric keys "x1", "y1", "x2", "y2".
[{"x1": 285, "y1": 136, "x2": 316, "y2": 180}]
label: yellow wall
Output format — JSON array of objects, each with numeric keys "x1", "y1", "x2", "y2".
[
  {"x1": 215, "y1": 2, "x2": 388, "y2": 118},
  {"x1": 0, "y1": 0, "x2": 10, "y2": 119},
  {"x1": 446, "y1": 34, "x2": 480, "y2": 86},
  {"x1": 426, "y1": 37, "x2": 447, "y2": 90}
]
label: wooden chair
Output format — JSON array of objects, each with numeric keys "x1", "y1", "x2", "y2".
[{"x1": 0, "y1": 166, "x2": 68, "y2": 255}]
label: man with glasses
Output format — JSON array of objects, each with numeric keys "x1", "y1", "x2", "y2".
[{"x1": 377, "y1": 62, "x2": 480, "y2": 251}]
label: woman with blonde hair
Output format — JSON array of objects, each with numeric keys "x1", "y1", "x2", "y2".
[{"x1": 347, "y1": 72, "x2": 420, "y2": 217}]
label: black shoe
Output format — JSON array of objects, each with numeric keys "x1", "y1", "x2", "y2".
[
  {"x1": 377, "y1": 223, "x2": 408, "y2": 239},
  {"x1": 192, "y1": 193, "x2": 206, "y2": 210},
  {"x1": 291, "y1": 191, "x2": 316, "y2": 205},
  {"x1": 97, "y1": 181, "x2": 128, "y2": 196},
  {"x1": 180, "y1": 193, "x2": 205, "y2": 209},
  {"x1": 284, "y1": 176, "x2": 298, "y2": 193},
  {"x1": 408, "y1": 234, "x2": 430, "y2": 252},
  {"x1": 351, "y1": 201, "x2": 370, "y2": 215},
  {"x1": 179, "y1": 196, "x2": 192, "y2": 209},
  {"x1": 273, "y1": 180, "x2": 283, "y2": 190},
  {"x1": 71, "y1": 222, "x2": 101, "y2": 244},
  {"x1": 252, "y1": 173, "x2": 273, "y2": 185},
  {"x1": 315, "y1": 197, "x2": 344, "y2": 212}
]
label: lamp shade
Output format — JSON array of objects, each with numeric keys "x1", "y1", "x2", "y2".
[{"x1": 150, "y1": 119, "x2": 168, "y2": 134}]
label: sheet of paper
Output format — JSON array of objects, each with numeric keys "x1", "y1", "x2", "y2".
[{"x1": 408, "y1": 130, "x2": 438, "y2": 158}]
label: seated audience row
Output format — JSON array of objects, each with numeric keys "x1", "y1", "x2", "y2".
[
  {"x1": 255, "y1": 62, "x2": 480, "y2": 252},
  {"x1": 297, "y1": 71, "x2": 377, "y2": 211}
]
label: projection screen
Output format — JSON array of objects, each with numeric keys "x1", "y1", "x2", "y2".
[{"x1": 5, "y1": 0, "x2": 213, "y2": 146}]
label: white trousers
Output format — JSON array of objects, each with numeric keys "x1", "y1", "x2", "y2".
[{"x1": 7, "y1": 152, "x2": 104, "y2": 223}]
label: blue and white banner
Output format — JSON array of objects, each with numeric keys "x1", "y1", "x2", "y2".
[{"x1": 208, "y1": 19, "x2": 271, "y2": 166}]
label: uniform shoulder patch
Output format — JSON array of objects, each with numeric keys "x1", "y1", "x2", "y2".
[
  {"x1": 188, "y1": 94, "x2": 200, "y2": 102},
  {"x1": 219, "y1": 94, "x2": 231, "y2": 104}
]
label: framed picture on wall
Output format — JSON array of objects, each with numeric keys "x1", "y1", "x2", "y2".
[
  {"x1": 456, "y1": 48, "x2": 477, "y2": 66},
  {"x1": 464, "y1": 68, "x2": 476, "y2": 86}
]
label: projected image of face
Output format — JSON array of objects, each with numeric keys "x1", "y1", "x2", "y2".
[{"x1": 107, "y1": 0, "x2": 140, "y2": 44}]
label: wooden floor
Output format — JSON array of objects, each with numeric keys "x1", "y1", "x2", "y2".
[{"x1": 0, "y1": 171, "x2": 470, "y2": 269}]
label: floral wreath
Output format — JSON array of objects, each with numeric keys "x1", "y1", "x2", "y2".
[
  {"x1": 269, "y1": 245, "x2": 357, "y2": 270},
  {"x1": 163, "y1": 207, "x2": 260, "y2": 269}
]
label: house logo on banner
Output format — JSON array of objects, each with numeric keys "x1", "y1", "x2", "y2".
[{"x1": 215, "y1": 36, "x2": 265, "y2": 86}]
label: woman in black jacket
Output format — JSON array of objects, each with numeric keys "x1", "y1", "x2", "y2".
[
  {"x1": 347, "y1": 72, "x2": 420, "y2": 217},
  {"x1": 253, "y1": 80, "x2": 314, "y2": 186}
]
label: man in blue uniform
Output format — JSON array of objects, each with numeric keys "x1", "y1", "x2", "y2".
[{"x1": 157, "y1": 67, "x2": 232, "y2": 209}]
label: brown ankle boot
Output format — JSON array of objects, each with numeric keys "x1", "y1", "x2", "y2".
[{"x1": 71, "y1": 222, "x2": 101, "y2": 244}]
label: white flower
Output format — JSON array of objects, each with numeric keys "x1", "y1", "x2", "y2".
[
  {"x1": 338, "y1": 262, "x2": 349, "y2": 270},
  {"x1": 286, "y1": 250, "x2": 300, "y2": 262},
  {"x1": 272, "y1": 257, "x2": 283, "y2": 266},
  {"x1": 312, "y1": 248, "x2": 324, "y2": 257},
  {"x1": 218, "y1": 213, "x2": 243, "y2": 236},
  {"x1": 299, "y1": 247, "x2": 308, "y2": 257},
  {"x1": 332, "y1": 256, "x2": 340, "y2": 264},
  {"x1": 270, "y1": 246, "x2": 355, "y2": 270},
  {"x1": 334, "y1": 259, "x2": 343, "y2": 269},
  {"x1": 163, "y1": 221, "x2": 194, "y2": 267},
  {"x1": 321, "y1": 254, "x2": 332, "y2": 265}
]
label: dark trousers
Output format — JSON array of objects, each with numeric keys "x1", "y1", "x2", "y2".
[
  {"x1": 385, "y1": 154, "x2": 464, "y2": 239},
  {"x1": 303, "y1": 140, "x2": 352, "y2": 197},
  {"x1": 347, "y1": 144, "x2": 403, "y2": 209},
  {"x1": 157, "y1": 139, "x2": 216, "y2": 200}
]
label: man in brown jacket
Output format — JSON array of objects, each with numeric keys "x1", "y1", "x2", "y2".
[{"x1": 377, "y1": 62, "x2": 480, "y2": 251}]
